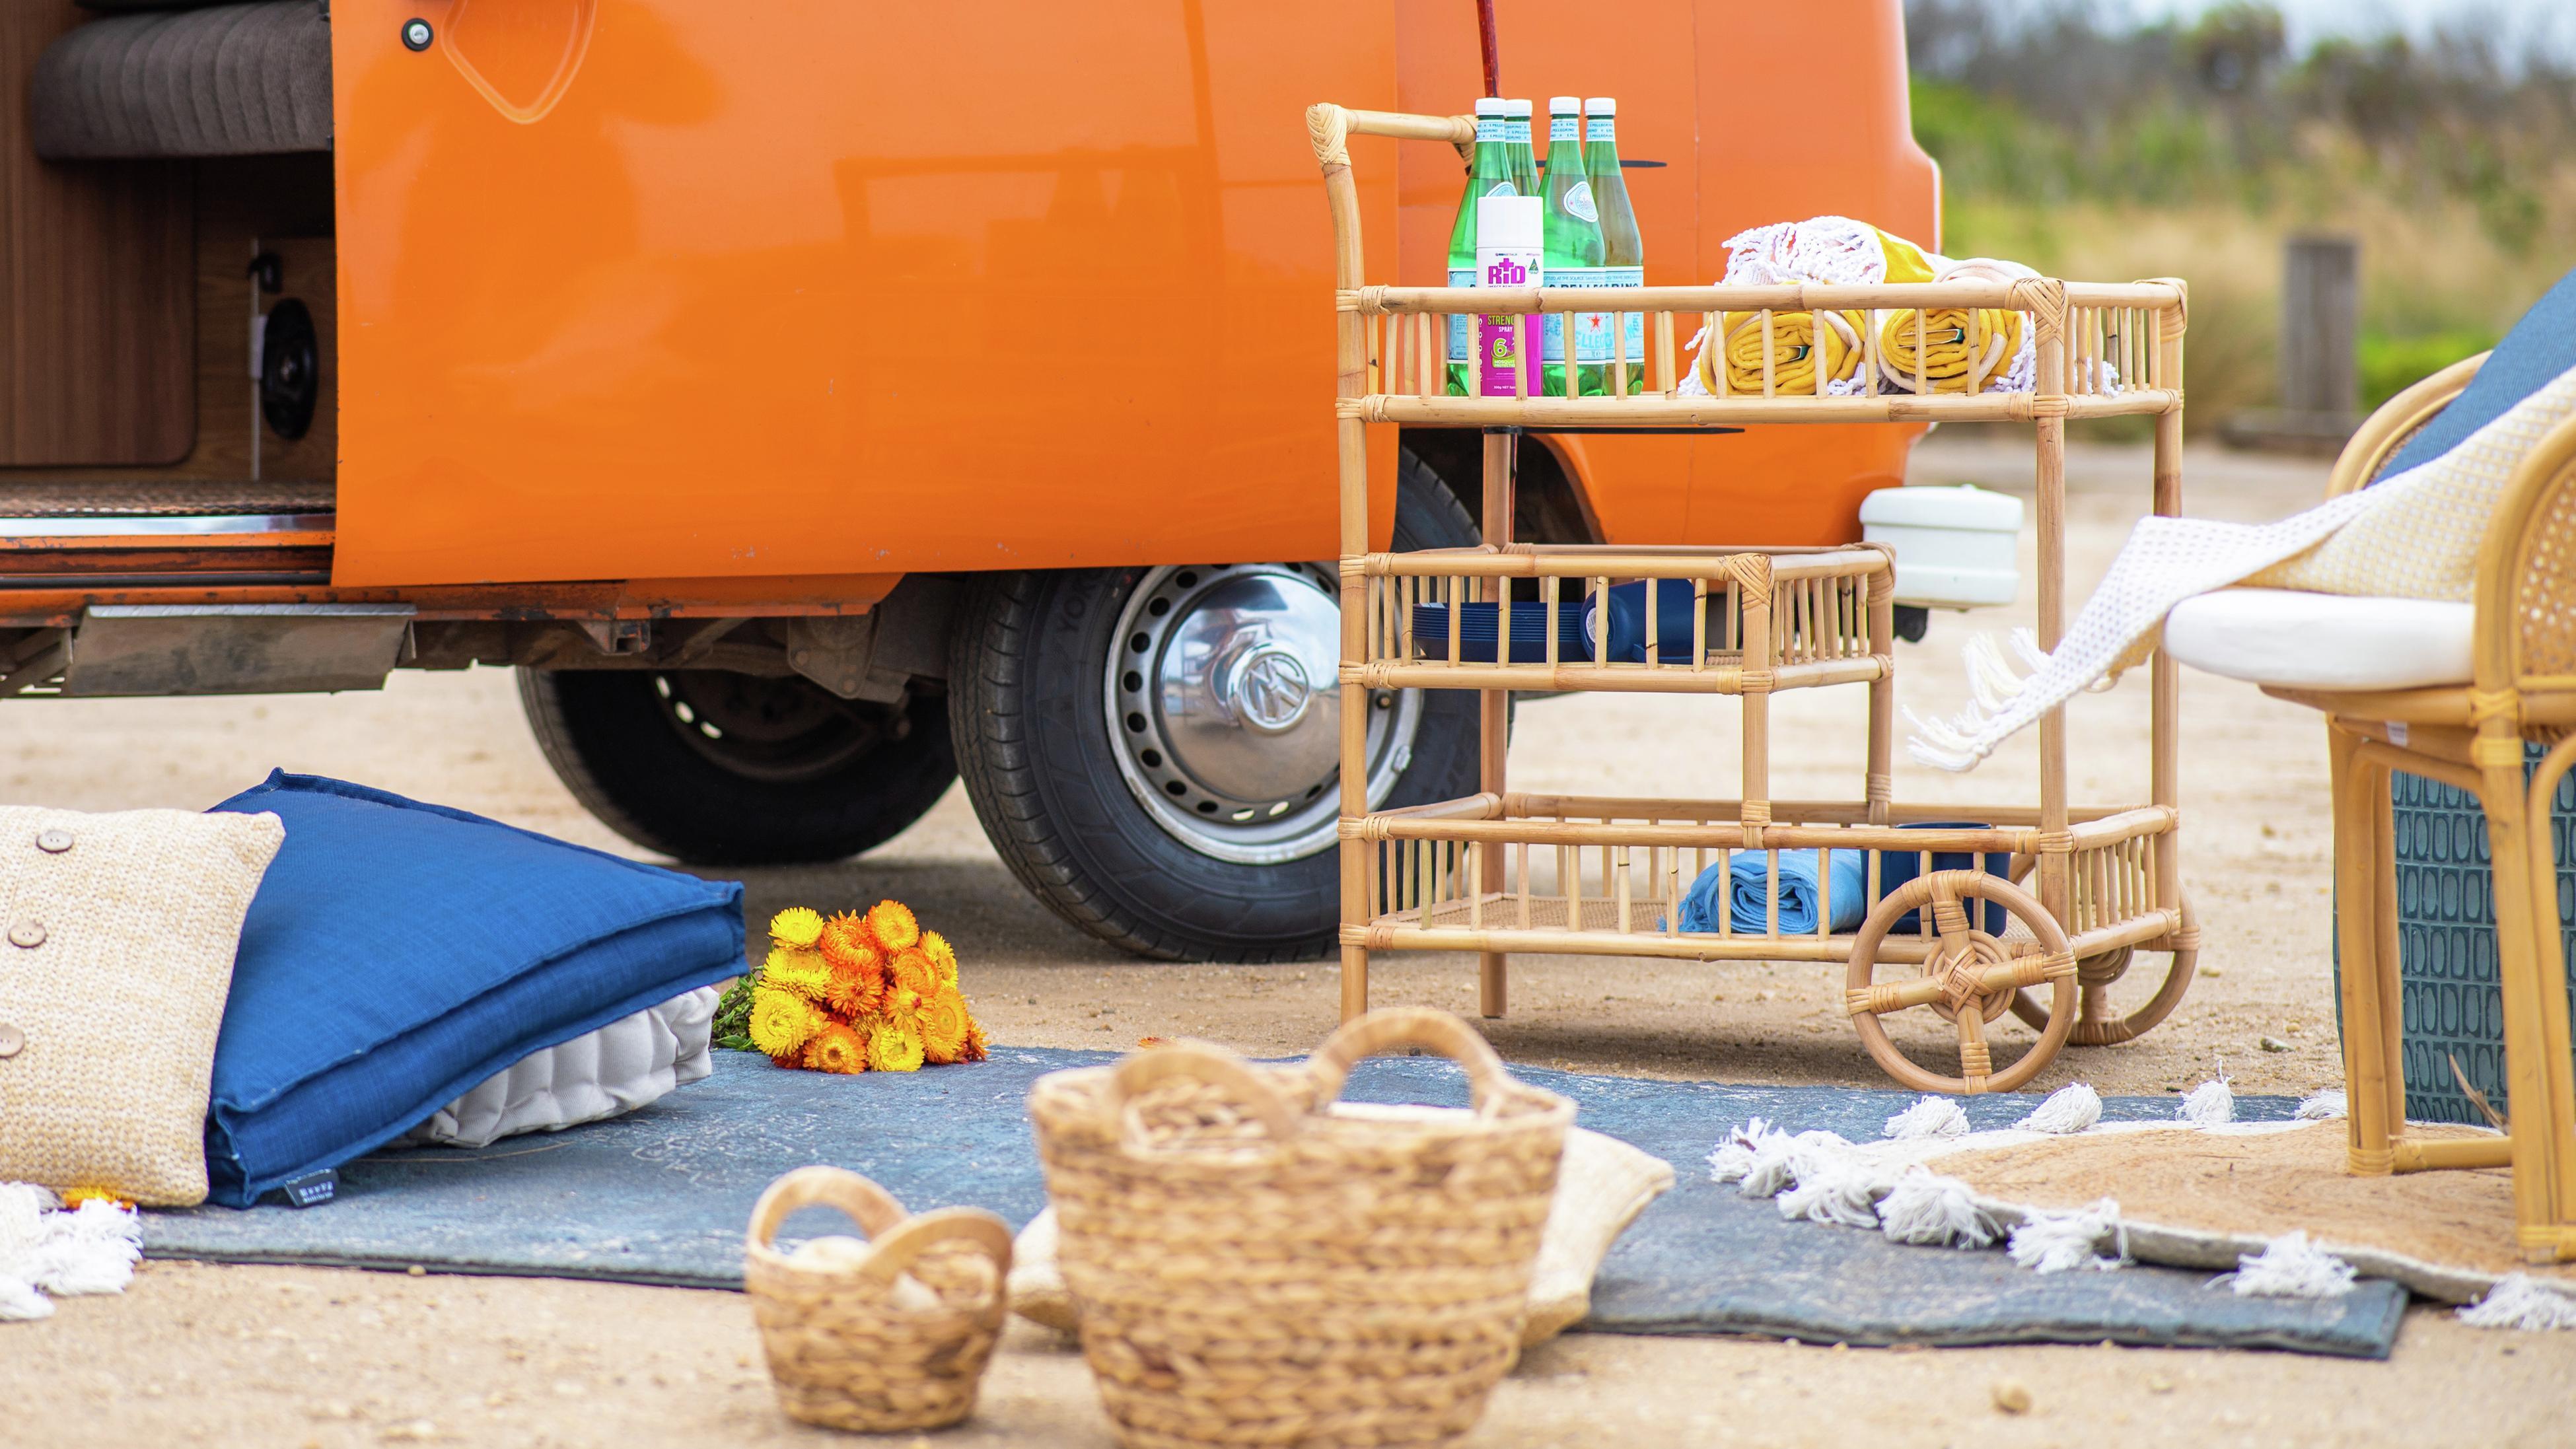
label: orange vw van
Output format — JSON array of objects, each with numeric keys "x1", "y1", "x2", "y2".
[{"x1": 0, "y1": 1, "x2": 1938, "y2": 960}]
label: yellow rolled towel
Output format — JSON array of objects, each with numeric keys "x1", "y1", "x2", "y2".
[
  {"x1": 1696, "y1": 308, "x2": 1867, "y2": 396},
  {"x1": 1875, "y1": 306, "x2": 2023, "y2": 394}
]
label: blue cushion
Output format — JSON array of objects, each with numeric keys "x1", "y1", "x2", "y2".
[
  {"x1": 2380, "y1": 267, "x2": 2576, "y2": 479},
  {"x1": 203, "y1": 771, "x2": 744, "y2": 1207}
]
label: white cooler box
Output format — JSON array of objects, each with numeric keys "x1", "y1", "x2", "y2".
[{"x1": 1859, "y1": 483, "x2": 2022, "y2": 610}]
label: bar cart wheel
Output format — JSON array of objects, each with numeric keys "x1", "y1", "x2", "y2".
[
  {"x1": 2007, "y1": 891, "x2": 2200, "y2": 1046},
  {"x1": 1845, "y1": 870, "x2": 2078, "y2": 1095}
]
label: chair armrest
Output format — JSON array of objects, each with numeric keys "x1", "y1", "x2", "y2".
[{"x1": 2326, "y1": 352, "x2": 2489, "y2": 498}]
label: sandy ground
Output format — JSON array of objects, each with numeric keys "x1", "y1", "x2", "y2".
[{"x1": 5, "y1": 439, "x2": 2570, "y2": 1443}]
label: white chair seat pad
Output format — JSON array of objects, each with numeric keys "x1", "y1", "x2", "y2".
[{"x1": 2165, "y1": 588, "x2": 2474, "y2": 691}]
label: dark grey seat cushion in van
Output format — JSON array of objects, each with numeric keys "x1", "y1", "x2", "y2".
[{"x1": 32, "y1": 2, "x2": 331, "y2": 159}]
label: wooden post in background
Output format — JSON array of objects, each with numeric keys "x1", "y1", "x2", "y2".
[{"x1": 2281, "y1": 235, "x2": 2359, "y2": 425}]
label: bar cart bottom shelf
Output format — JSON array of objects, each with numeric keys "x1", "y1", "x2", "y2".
[{"x1": 1338, "y1": 793, "x2": 2196, "y2": 1093}]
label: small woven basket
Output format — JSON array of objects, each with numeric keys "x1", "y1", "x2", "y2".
[
  {"x1": 742, "y1": 1166, "x2": 1013, "y2": 1432},
  {"x1": 1028, "y1": 1007, "x2": 1572, "y2": 1449}
]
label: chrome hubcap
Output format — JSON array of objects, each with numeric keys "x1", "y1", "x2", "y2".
[{"x1": 1106, "y1": 563, "x2": 1419, "y2": 865}]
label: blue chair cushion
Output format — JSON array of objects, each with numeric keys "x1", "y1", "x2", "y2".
[
  {"x1": 203, "y1": 771, "x2": 744, "y2": 1207},
  {"x1": 2380, "y1": 267, "x2": 2576, "y2": 479}
]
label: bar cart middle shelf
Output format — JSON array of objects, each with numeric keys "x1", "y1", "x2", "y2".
[{"x1": 1309, "y1": 103, "x2": 2198, "y2": 1093}]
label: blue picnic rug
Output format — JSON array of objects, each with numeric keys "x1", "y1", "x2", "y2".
[{"x1": 145, "y1": 1048, "x2": 2408, "y2": 1357}]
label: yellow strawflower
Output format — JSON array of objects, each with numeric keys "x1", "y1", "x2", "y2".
[
  {"x1": 768, "y1": 906, "x2": 826, "y2": 950},
  {"x1": 919, "y1": 986, "x2": 972, "y2": 1065},
  {"x1": 748, "y1": 987, "x2": 823, "y2": 1060},
  {"x1": 762, "y1": 946, "x2": 836, "y2": 1003},
  {"x1": 921, "y1": 930, "x2": 958, "y2": 986},
  {"x1": 869, "y1": 1019, "x2": 926, "y2": 1073}
]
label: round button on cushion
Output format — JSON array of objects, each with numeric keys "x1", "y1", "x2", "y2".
[
  {"x1": 36, "y1": 828, "x2": 73, "y2": 853},
  {"x1": 7, "y1": 920, "x2": 44, "y2": 949},
  {"x1": 0, "y1": 1024, "x2": 22, "y2": 1058}
]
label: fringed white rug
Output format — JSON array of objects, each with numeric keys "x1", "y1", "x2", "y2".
[
  {"x1": 1711, "y1": 1088, "x2": 2576, "y2": 1331},
  {"x1": 1, "y1": 1184, "x2": 143, "y2": 1322}
]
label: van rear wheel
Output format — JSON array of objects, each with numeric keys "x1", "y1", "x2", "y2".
[
  {"x1": 519, "y1": 669, "x2": 956, "y2": 865},
  {"x1": 945, "y1": 454, "x2": 1484, "y2": 962}
]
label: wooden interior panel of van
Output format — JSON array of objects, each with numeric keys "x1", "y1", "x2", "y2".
[{"x1": 0, "y1": 1, "x2": 195, "y2": 468}]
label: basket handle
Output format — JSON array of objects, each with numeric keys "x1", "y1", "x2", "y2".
[
  {"x1": 1301, "y1": 1007, "x2": 1519, "y2": 1117},
  {"x1": 743, "y1": 1165, "x2": 1013, "y2": 1287},
  {"x1": 746, "y1": 1164, "x2": 908, "y2": 1254},
  {"x1": 855, "y1": 1207, "x2": 1016, "y2": 1289},
  {"x1": 1099, "y1": 1039, "x2": 1303, "y2": 1149}
]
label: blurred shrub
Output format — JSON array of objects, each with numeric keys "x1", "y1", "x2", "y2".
[{"x1": 1906, "y1": 0, "x2": 2575, "y2": 431}]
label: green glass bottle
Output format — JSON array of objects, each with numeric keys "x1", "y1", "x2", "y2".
[
  {"x1": 1503, "y1": 99, "x2": 1540, "y2": 201},
  {"x1": 1585, "y1": 97, "x2": 1645, "y2": 394},
  {"x1": 1541, "y1": 96, "x2": 1606, "y2": 397},
  {"x1": 1445, "y1": 98, "x2": 1515, "y2": 396}
]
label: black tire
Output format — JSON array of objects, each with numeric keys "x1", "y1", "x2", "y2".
[
  {"x1": 519, "y1": 669, "x2": 956, "y2": 866},
  {"x1": 947, "y1": 452, "x2": 1484, "y2": 962}
]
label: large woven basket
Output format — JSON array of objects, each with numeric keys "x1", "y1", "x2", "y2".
[
  {"x1": 1028, "y1": 1007, "x2": 1572, "y2": 1449},
  {"x1": 742, "y1": 1166, "x2": 1013, "y2": 1432}
]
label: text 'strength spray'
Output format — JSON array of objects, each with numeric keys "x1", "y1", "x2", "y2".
[{"x1": 1476, "y1": 195, "x2": 1544, "y2": 396}]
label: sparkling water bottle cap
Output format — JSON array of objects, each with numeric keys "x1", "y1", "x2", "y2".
[
  {"x1": 1475, "y1": 97, "x2": 1508, "y2": 116},
  {"x1": 1550, "y1": 96, "x2": 1580, "y2": 114},
  {"x1": 1585, "y1": 97, "x2": 1616, "y2": 115},
  {"x1": 1504, "y1": 98, "x2": 1532, "y2": 117}
]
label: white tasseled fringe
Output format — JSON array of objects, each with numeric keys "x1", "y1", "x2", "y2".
[
  {"x1": 2178, "y1": 1073, "x2": 2236, "y2": 1125},
  {"x1": 2015, "y1": 1082, "x2": 2104, "y2": 1135},
  {"x1": 1775, "y1": 1158, "x2": 1895, "y2": 1230},
  {"x1": 2007, "y1": 1199, "x2": 2129, "y2": 1273},
  {"x1": 2458, "y1": 1275, "x2": 2576, "y2": 1331},
  {"x1": 2295, "y1": 1088, "x2": 2349, "y2": 1121},
  {"x1": 1883, "y1": 1096, "x2": 1973, "y2": 1141},
  {"x1": 0, "y1": 1185, "x2": 143, "y2": 1323},
  {"x1": 2223, "y1": 1232, "x2": 2358, "y2": 1298},
  {"x1": 1877, "y1": 1167, "x2": 2003, "y2": 1249}
]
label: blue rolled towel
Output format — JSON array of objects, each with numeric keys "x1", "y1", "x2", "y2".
[
  {"x1": 1408, "y1": 600, "x2": 1592, "y2": 662},
  {"x1": 1411, "y1": 580, "x2": 1712, "y2": 664},
  {"x1": 1674, "y1": 849, "x2": 1869, "y2": 935}
]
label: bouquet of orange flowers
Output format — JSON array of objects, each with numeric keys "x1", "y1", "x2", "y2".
[{"x1": 712, "y1": 901, "x2": 988, "y2": 1073}]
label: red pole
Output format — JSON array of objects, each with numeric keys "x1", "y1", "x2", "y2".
[{"x1": 1477, "y1": 0, "x2": 1501, "y2": 96}]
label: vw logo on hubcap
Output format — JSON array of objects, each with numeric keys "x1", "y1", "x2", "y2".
[{"x1": 1221, "y1": 643, "x2": 1312, "y2": 734}]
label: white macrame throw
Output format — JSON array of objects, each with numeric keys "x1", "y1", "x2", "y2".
[{"x1": 1914, "y1": 362, "x2": 2576, "y2": 770}]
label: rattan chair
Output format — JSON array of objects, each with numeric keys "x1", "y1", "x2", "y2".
[{"x1": 2256, "y1": 352, "x2": 2576, "y2": 1264}]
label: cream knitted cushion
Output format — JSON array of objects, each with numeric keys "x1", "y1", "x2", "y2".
[{"x1": 0, "y1": 806, "x2": 284, "y2": 1206}]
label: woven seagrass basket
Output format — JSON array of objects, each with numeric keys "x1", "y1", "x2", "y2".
[
  {"x1": 742, "y1": 1166, "x2": 1013, "y2": 1432},
  {"x1": 1028, "y1": 1007, "x2": 1572, "y2": 1449}
]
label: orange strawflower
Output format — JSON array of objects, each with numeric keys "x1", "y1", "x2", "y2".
[
  {"x1": 824, "y1": 961, "x2": 885, "y2": 1018},
  {"x1": 960, "y1": 1021, "x2": 990, "y2": 1063},
  {"x1": 869, "y1": 1018, "x2": 926, "y2": 1073},
  {"x1": 890, "y1": 946, "x2": 942, "y2": 1001},
  {"x1": 865, "y1": 899, "x2": 921, "y2": 953},
  {"x1": 819, "y1": 913, "x2": 881, "y2": 973},
  {"x1": 882, "y1": 986, "x2": 923, "y2": 1028},
  {"x1": 920, "y1": 931, "x2": 958, "y2": 986},
  {"x1": 919, "y1": 986, "x2": 972, "y2": 1065},
  {"x1": 801, "y1": 1021, "x2": 870, "y2": 1075},
  {"x1": 59, "y1": 1186, "x2": 135, "y2": 1211}
]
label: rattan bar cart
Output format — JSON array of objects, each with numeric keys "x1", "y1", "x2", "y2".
[{"x1": 1308, "y1": 104, "x2": 2198, "y2": 1093}]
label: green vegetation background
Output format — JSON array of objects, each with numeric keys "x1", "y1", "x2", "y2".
[{"x1": 1906, "y1": 1, "x2": 2575, "y2": 434}]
